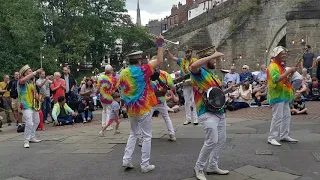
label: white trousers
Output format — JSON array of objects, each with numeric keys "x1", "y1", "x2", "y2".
[
  {"x1": 92, "y1": 96, "x2": 97, "y2": 106},
  {"x1": 183, "y1": 85, "x2": 198, "y2": 122},
  {"x1": 23, "y1": 109, "x2": 40, "y2": 141},
  {"x1": 150, "y1": 103, "x2": 175, "y2": 135},
  {"x1": 195, "y1": 112, "x2": 226, "y2": 171},
  {"x1": 123, "y1": 112, "x2": 152, "y2": 168},
  {"x1": 268, "y1": 101, "x2": 291, "y2": 140},
  {"x1": 101, "y1": 103, "x2": 111, "y2": 127}
]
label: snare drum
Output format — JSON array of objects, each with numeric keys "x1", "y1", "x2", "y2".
[{"x1": 202, "y1": 87, "x2": 226, "y2": 112}]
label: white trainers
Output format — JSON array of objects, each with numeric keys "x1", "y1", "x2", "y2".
[
  {"x1": 30, "y1": 138, "x2": 42, "y2": 143},
  {"x1": 194, "y1": 166, "x2": 207, "y2": 180},
  {"x1": 280, "y1": 137, "x2": 298, "y2": 143},
  {"x1": 193, "y1": 119, "x2": 199, "y2": 125},
  {"x1": 99, "y1": 130, "x2": 105, "y2": 137},
  {"x1": 122, "y1": 162, "x2": 134, "y2": 169},
  {"x1": 183, "y1": 120, "x2": 191, "y2": 125},
  {"x1": 141, "y1": 165, "x2": 155, "y2": 173},
  {"x1": 268, "y1": 139, "x2": 281, "y2": 146},
  {"x1": 24, "y1": 140, "x2": 30, "y2": 148},
  {"x1": 106, "y1": 126, "x2": 113, "y2": 131},
  {"x1": 169, "y1": 134, "x2": 177, "y2": 141},
  {"x1": 206, "y1": 167, "x2": 229, "y2": 175}
]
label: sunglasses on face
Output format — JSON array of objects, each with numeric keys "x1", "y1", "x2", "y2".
[
  {"x1": 260, "y1": 81, "x2": 266, "y2": 83},
  {"x1": 242, "y1": 68, "x2": 247, "y2": 69}
]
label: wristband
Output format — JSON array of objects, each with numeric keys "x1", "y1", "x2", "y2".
[{"x1": 156, "y1": 42, "x2": 164, "y2": 47}]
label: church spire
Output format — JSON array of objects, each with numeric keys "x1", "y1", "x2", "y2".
[{"x1": 136, "y1": 0, "x2": 142, "y2": 26}]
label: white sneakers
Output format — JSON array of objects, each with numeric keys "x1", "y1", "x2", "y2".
[
  {"x1": 122, "y1": 162, "x2": 134, "y2": 169},
  {"x1": 99, "y1": 130, "x2": 105, "y2": 137},
  {"x1": 24, "y1": 138, "x2": 41, "y2": 148},
  {"x1": 194, "y1": 167, "x2": 207, "y2": 180},
  {"x1": 24, "y1": 140, "x2": 30, "y2": 148},
  {"x1": 169, "y1": 134, "x2": 177, "y2": 141},
  {"x1": 268, "y1": 137, "x2": 298, "y2": 146},
  {"x1": 206, "y1": 167, "x2": 229, "y2": 175},
  {"x1": 193, "y1": 119, "x2": 199, "y2": 125},
  {"x1": 183, "y1": 120, "x2": 191, "y2": 125},
  {"x1": 106, "y1": 126, "x2": 113, "y2": 131},
  {"x1": 141, "y1": 165, "x2": 155, "y2": 173}
]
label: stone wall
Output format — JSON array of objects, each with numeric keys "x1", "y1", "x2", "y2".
[{"x1": 163, "y1": 0, "x2": 318, "y2": 75}]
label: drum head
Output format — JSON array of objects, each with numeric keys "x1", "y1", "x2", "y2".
[{"x1": 206, "y1": 87, "x2": 226, "y2": 108}]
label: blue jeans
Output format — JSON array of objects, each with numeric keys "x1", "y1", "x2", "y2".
[
  {"x1": 42, "y1": 96, "x2": 51, "y2": 121},
  {"x1": 57, "y1": 115, "x2": 74, "y2": 125},
  {"x1": 81, "y1": 111, "x2": 93, "y2": 119}
]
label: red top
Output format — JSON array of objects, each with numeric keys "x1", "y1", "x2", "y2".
[{"x1": 50, "y1": 78, "x2": 66, "y2": 101}]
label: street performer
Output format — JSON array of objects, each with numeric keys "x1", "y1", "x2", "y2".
[
  {"x1": 150, "y1": 64, "x2": 176, "y2": 141},
  {"x1": 120, "y1": 35, "x2": 164, "y2": 173},
  {"x1": 267, "y1": 46, "x2": 298, "y2": 146},
  {"x1": 18, "y1": 65, "x2": 43, "y2": 148},
  {"x1": 166, "y1": 47, "x2": 199, "y2": 125},
  {"x1": 189, "y1": 47, "x2": 229, "y2": 180}
]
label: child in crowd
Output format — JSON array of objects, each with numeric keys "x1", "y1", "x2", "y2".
[
  {"x1": 99, "y1": 92, "x2": 121, "y2": 136},
  {"x1": 308, "y1": 77, "x2": 320, "y2": 101},
  {"x1": 78, "y1": 97, "x2": 94, "y2": 123},
  {"x1": 291, "y1": 93, "x2": 308, "y2": 115}
]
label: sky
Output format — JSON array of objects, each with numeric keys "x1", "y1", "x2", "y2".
[{"x1": 126, "y1": 0, "x2": 182, "y2": 25}]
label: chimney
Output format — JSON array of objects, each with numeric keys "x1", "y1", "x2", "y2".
[
  {"x1": 186, "y1": 0, "x2": 193, "y2": 7},
  {"x1": 171, "y1": 5, "x2": 178, "y2": 15},
  {"x1": 178, "y1": 2, "x2": 182, "y2": 8}
]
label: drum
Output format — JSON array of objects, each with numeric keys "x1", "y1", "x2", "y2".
[{"x1": 202, "y1": 87, "x2": 226, "y2": 112}]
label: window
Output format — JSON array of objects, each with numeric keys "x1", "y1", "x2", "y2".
[{"x1": 189, "y1": 11, "x2": 191, "y2": 17}]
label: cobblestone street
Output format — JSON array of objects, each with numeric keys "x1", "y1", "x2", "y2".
[{"x1": 0, "y1": 102, "x2": 320, "y2": 180}]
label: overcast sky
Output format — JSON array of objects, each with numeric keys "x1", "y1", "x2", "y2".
[{"x1": 126, "y1": 0, "x2": 182, "y2": 25}]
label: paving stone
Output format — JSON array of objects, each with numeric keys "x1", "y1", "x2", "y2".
[
  {"x1": 251, "y1": 171, "x2": 300, "y2": 180},
  {"x1": 36, "y1": 149, "x2": 60, "y2": 154},
  {"x1": 227, "y1": 126, "x2": 257, "y2": 134},
  {"x1": 234, "y1": 165, "x2": 271, "y2": 176},
  {"x1": 59, "y1": 136, "x2": 83, "y2": 144},
  {"x1": 209, "y1": 171, "x2": 249, "y2": 180},
  {"x1": 87, "y1": 148, "x2": 114, "y2": 154},
  {"x1": 70, "y1": 149, "x2": 94, "y2": 154},
  {"x1": 4, "y1": 177, "x2": 31, "y2": 180},
  {"x1": 255, "y1": 150, "x2": 273, "y2": 155},
  {"x1": 311, "y1": 152, "x2": 320, "y2": 162}
]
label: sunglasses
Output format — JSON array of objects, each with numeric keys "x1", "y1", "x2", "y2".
[
  {"x1": 242, "y1": 68, "x2": 247, "y2": 69},
  {"x1": 260, "y1": 81, "x2": 266, "y2": 83}
]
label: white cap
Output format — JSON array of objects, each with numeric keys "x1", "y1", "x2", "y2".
[
  {"x1": 105, "y1": 64, "x2": 113, "y2": 71},
  {"x1": 271, "y1": 46, "x2": 288, "y2": 58},
  {"x1": 317, "y1": 56, "x2": 320, "y2": 60},
  {"x1": 242, "y1": 65, "x2": 249, "y2": 70}
]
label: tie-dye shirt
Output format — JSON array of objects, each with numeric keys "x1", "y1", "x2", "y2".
[
  {"x1": 177, "y1": 57, "x2": 197, "y2": 76},
  {"x1": 267, "y1": 61, "x2": 293, "y2": 104},
  {"x1": 151, "y1": 70, "x2": 174, "y2": 104},
  {"x1": 18, "y1": 81, "x2": 35, "y2": 110},
  {"x1": 190, "y1": 68, "x2": 224, "y2": 117},
  {"x1": 119, "y1": 64, "x2": 157, "y2": 117},
  {"x1": 97, "y1": 74, "x2": 119, "y2": 104}
]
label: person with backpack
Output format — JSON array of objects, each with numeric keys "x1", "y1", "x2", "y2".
[{"x1": 8, "y1": 72, "x2": 22, "y2": 125}]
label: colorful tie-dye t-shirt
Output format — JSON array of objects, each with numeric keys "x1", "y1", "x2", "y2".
[
  {"x1": 18, "y1": 81, "x2": 35, "y2": 110},
  {"x1": 177, "y1": 57, "x2": 197, "y2": 76},
  {"x1": 267, "y1": 61, "x2": 293, "y2": 105},
  {"x1": 119, "y1": 64, "x2": 157, "y2": 117},
  {"x1": 190, "y1": 68, "x2": 224, "y2": 117},
  {"x1": 97, "y1": 74, "x2": 119, "y2": 104},
  {"x1": 151, "y1": 70, "x2": 174, "y2": 104}
]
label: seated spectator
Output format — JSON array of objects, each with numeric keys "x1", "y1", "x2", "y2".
[
  {"x1": 52, "y1": 96, "x2": 76, "y2": 126},
  {"x1": 78, "y1": 97, "x2": 94, "y2": 123},
  {"x1": 308, "y1": 77, "x2": 320, "y2": 101},
  {"x1": 238, "y1": 81, "x2": 253, "y2": 103},
  {"x1": 225, "y1": 81, "x2": 249, "y2": 110},
  {"x1": 291, "y1": 93, "x2": 308, "y2": 115},
  {"x1": 296, "y1": 80, "x2": 309, "y2": 98},
  {"x1": 223, "y1": 66, "x2": 240, "y2": 85},
  {"x1": 239, "y1": 65, "x2": 254, "y2": 84},
  {"x1": 254, "y1": 64, "x2": 267, "y2": 82},
  {"x1": 302, "y1": 68, "x2": 312, "y2": 86},
  {"x1": 165, "y1": 89, "x2": 180, "y2": 112},
  {"x1": 253, "y1": 78, "x2": 267, "y2": 106}
]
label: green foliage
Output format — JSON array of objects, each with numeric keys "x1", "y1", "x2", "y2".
[{"x1": 228, "y1": 0, "x2": 261, "y2": 33}]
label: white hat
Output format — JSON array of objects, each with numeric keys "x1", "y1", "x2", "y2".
[
  {"x1": 271, "y1": 46, "x2": 288, "y2": 58},
  {"x1": 317, "y1": 56, "x2": 320, "y2": 60}
]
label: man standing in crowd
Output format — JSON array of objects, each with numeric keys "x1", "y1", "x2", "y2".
[
  {"x1": 0, "y1": 75, "x2": 13, "y2": 126},
  {"x1": 36, "y1": 70, "x2": 52, "y2": 124},
  {"x1": 120, "y1": 36, "x2": 164, "y2": 173},
  {"x1": 18, "y1": 65, "x2": 42, "y2": 148},
  {"x1": 301, "y1": 45, "x2": 316, "y2": 76},
  {"x1": 97, "y1": 65, "x2": 119, "y2": 131},
  {"x1": 166, "y1": 47, "x2": 199, "y2": 125},
  {"x1": 223, "y1": 65, "x2": 240, "y2": 84},
  {"x1": 8, "y1": 72, "x2": 22, "y2": 125},
  {"x1": 267, "y1": 46, "x2": 298, "y2": 146},
  {"x1": 62, "y1": 66, "x2": 76, "y2": 104}
]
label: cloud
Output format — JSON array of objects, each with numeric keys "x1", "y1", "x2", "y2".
[{"x1": 126, "y1": 0, "x2": 181, "y2": 25}]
